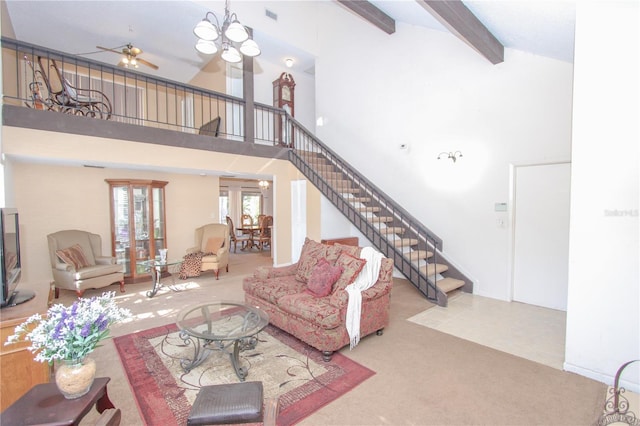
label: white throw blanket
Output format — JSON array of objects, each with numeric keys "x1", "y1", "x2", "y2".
[{"x1": 345, "y1": 246, "x2": 384, "y2": 349}]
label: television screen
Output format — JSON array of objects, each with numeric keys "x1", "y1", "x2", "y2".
[{"x1": 1, "y1": 208, "x2": 33, "y2": 308}]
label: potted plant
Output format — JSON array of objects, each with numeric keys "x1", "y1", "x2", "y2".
[{"x1": 5, "y1": 291, "x2": 131, "y2": 399}]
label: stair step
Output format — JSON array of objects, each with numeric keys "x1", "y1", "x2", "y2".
[
  {"x1": 391, "y1": 238, "x2": 418, "y2": 247},
  {"x1": 377, "y1": 226, "x2": 405, "y2": 235},
  {"x1": 314, "y1": 164, "x2": 337, "y2": 172},
  {"x1": 317, "y1": 171, "x2": 344, "y2": 179},
  {"x1": 338, "y1": 187, "x2": 360, "y2": 194},
  {"x1": 420, "y1": 263, "x2": 449, "y2": 276},
  {"x1": 368, "y1": 216, "x2": 393, "y2": 223},
  {"x1": 347, "y1": 197, "x2": 372, "y2": 203},
  {"x1": 356, "y1": 206, "x2": 381, "y2": 213},
  {"x1": 407, "y1": 250, "x2": 433, "y2": 261},
  {"x1": 327, "y1": 179, "x2": 353, "y2": 186},
  {"x1": 437, "y1": 277, "x2": 465, "y2": 293}
]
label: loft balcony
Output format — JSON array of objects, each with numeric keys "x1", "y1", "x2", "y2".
[{"x1": 1, "y1": 38, "x2": 293, "y2": 159}]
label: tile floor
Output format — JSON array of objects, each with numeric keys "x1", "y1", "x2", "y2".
[
  {"x1": 407, "y1": 291, "x2": 567, "y2": 370},
  {"x1": 407, "y1": 291, "x2": 640, "y2": 415}
]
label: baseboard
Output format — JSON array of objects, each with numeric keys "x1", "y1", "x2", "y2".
[{"x1": 564, "y1": 362, "x2": 640, "y2": 393}]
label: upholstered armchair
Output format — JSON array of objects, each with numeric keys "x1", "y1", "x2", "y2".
[
  {"x1": 186, "y1": 224, "x2": 230, "y2": 279},
  {"x1": 47, "y1": 230, "x2": 125, "y2": 298}
]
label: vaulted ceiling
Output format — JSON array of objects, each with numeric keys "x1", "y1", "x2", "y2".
[{"x1": 3, "y1": 1, "x2": 575, "y2": 83}]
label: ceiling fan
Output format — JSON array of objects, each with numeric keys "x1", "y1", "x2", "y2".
[{"x1": 96, "y1": 43, "x2": 159, "y2": 70}]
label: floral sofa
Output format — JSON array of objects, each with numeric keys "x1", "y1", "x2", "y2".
[{"x1": 243, "y1": 238, "x2": 393, "y2": 361}]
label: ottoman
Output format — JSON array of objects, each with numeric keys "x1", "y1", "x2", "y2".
[{"x1": 187, "y1": 381, "x2": 263, "y2": 425}]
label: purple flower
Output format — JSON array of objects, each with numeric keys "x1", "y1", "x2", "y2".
[
  {"x1": 53, "y1": 321, "x2": 64, "y2": 339},
  {"x1": 80, "y1": 322, "x2": 92, "y2": 338},
  {"x1": 96, "y1": 314, "x2": 108, "y2": 332}
]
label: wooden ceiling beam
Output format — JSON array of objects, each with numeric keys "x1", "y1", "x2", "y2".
[
  {"x1": 418, "y1": 0, "x2": 504, "y2": 64},
  {"x1": 337, "y1": 0, "x2": 395, "y2": 35}
]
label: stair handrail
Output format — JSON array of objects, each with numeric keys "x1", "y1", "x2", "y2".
[
  {"x1": 283, "y1": 113, "x2": 453, "y2": 301},
  {"x1": 283, "y1": 113, "x2": 444, "y2": 248}
]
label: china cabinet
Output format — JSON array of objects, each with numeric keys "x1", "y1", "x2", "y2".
[{"x1": 106, "y1": 179, "x2": 168, "y2": 283}]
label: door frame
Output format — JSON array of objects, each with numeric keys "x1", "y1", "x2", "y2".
[{"x1": 507, "y1": 160, "x2": 571, "y2": 304}]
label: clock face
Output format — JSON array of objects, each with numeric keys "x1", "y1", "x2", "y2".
[{"x1": 282, "y1": 86, "x2": 291, "y2": 102}]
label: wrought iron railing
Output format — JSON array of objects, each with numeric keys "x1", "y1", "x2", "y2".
[
  {"x1": 1, "y1": 37, "x2": 288, "y2": 146},
  {"x1": 1, "y1": 38, "x2": 471, "y2": 303},
  {"x1": 284, "y1": 114, "x2": 472, "y2": 304}
]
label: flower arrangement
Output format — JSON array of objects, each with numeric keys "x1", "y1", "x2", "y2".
[{"x1": 5, "y1": 291, "x2": 131, "y2": 364}]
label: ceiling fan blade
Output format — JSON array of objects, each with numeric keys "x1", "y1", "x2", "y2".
[
  {"x1": 96, "y1": 45, "x2": 123, "y2": 55},
  {"x1": 136, "y1": 57, "x2": 159, "y2": 70}
]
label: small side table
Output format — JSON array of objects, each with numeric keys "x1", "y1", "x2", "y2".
[
  {"x1": 1, "y1": 377, "x2": 114, "y2": 425},
  {"x1": 137, "y1": 258, "x2": 183, "y2": 298}
]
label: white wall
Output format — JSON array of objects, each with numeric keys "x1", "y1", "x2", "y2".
[
  {"x1": 565, "y1": 1, "x2": 639, "y2": 392},
  {"x1": 312, "y1": 3, "x2": 573, "y2": 301}
]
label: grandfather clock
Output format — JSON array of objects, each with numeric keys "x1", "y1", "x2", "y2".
[
  {"x1": 273, "y1": 73, "x2": 296, "y2": 146},
  {"x1": 273, "y1": 72, "x2": 295, "y2": 116}
]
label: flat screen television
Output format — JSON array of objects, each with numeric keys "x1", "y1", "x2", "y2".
[{"x1": 0, "y1": 208, "x2": 34, "y2": 308}]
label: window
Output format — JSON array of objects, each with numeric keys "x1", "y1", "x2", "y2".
[
  {"x1": 241, "y1": 191, "x2": 262, "y2": 223},
  {"x1": 219, "y1": 190, "x2": 229, "y2": 224}
]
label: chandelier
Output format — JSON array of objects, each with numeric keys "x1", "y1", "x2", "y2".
[{"x1": 193, "y1": 0, "x2": 261, "y2": 63}]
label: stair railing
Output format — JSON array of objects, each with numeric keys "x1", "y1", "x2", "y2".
[{"x1": 284, "y1": 114, "x2": 470, "y2": 303}]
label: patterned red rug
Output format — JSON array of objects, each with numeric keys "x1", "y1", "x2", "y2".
[{"x1": 114, "y1": 323, "x2": 374, "y2": 425}]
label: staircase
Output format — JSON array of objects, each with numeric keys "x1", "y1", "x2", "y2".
[{"x1": 286, "y1": 123, "x2": 473, "y2": 307}]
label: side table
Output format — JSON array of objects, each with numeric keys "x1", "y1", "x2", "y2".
[
  {"x1": 137, "y1": 258, "x2": 183, "y2": 298},
  {"x1": 1, "y1": 377, "x2": 115, "y2": 425}
]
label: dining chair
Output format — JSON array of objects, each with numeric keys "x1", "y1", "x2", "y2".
[
  {"x1": 226, "y1": 216, "x2": 251, "y2": 253},
  {"x1": 255, "y1": 215, "x2": 273, "y2": 251}
]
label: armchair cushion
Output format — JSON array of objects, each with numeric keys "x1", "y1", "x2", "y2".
[
  {"x1": 72, "y1": 263, "x2": 123, "y2": 280},
  {"x1": 56, "y1": 244, "x2": 91, "y2": 269},
  {"x1": 204, "y1": 237, "x2": 225, "y2": 254}
]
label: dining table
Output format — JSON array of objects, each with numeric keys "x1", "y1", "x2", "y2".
[{"x1": 236, "y1": 225, "x2": 261, "y2": 249}]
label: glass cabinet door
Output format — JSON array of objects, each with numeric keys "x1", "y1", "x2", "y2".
[
  {"x1": 152, "y1": 187, "x2": 166, "y2": 255},
  {"x1": 107, "y1": 179, "x2": 168, "y2": 283},
  {"x1": 133, "y1": 185, "x2": 150, "y2": 275},
  {"x1": 111, "y1": 184, "x2": 131, "y2": 275}
]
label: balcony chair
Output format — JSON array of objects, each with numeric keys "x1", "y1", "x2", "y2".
[
  {"x1": 47, "y1": 230, "x2": 125, "y2": 298},
  {"x1": 186, "y1": 223, "x2": 230, "y2": 279},
  {"x1": 198, "y1": 116, "x2": 221, "y2": 137},
  {"x1": 226, "y1": 216, "x2": 251, "y2": 253},
  {"x1": 36, "y1": 56, "x2": 112, "y2": 119}
]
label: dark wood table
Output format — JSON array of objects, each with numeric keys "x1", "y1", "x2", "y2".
[
  {"x1": 1, "y1": 377, "x2": 114, "y2": 425},
  {"x1": 236, "y1": 226, "x2": 260, "y2": 249}
]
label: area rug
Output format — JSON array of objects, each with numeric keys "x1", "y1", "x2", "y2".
[{"x1": 113, "y1": 323, "x2": 375, "y2": 425}]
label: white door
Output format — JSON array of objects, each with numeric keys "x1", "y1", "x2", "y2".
[{"x1": 512, "y1": 163, "x2": 571, "y2": 311}]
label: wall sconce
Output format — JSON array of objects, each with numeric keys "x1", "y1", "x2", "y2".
[
  {"x1": 258, "y1": 180, "x2": 270, "y2": 190},
  {"x1": 437, "y1": 151, "x2": 463, "y2": 163}
]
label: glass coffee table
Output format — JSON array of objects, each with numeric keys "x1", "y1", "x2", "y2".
[
  {"x1": 137, "y1": 258, "x2": 183, "y2": 298},
  {"x1": 176, "y1": 302, "x2": 269, "y2": 381}
]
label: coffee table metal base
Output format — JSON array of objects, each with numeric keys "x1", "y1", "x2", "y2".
[{"x1": 178, "y1": 331, "x2": 259, "y2": 381}]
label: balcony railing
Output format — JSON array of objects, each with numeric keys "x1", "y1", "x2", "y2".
[{"x1": 1, "y1": 37, "x2": 289, "y2": 146}]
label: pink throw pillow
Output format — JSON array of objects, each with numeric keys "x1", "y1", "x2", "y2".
[
  {"x1": 306, "y1": 258, "x2": 343, "y2": 298},
  {"x1": 332, "y1": 252, "x2": 367, "y2": 292}
]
